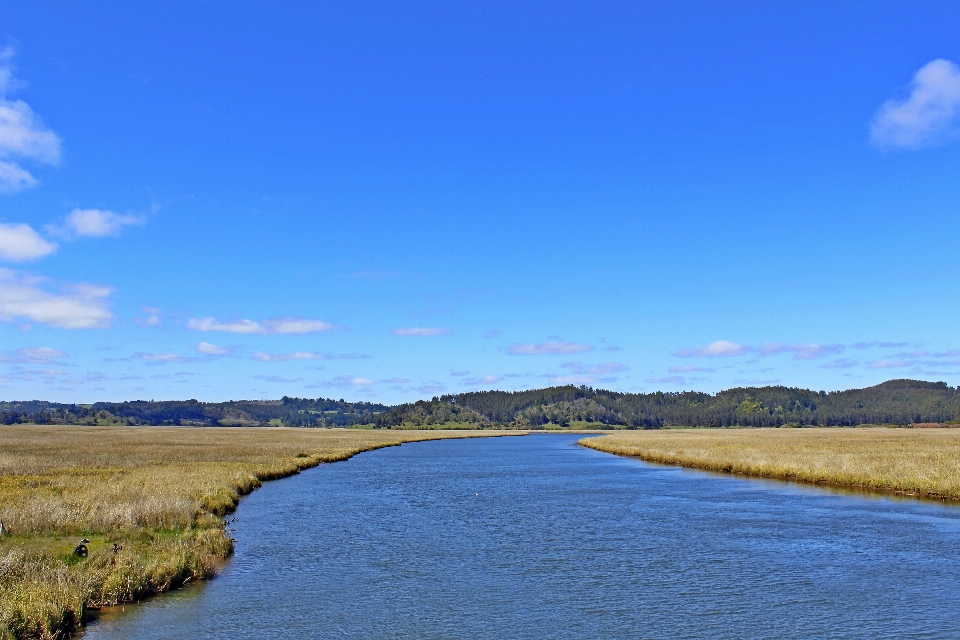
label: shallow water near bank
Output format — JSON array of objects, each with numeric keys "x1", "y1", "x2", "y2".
[{"x1": 81, "y1": 434, "x2": 960, "y2": 639}]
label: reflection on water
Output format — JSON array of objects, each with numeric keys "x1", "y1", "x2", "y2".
[{"x1": 82, "y1": 434, "x2": 960, "y2": 639}]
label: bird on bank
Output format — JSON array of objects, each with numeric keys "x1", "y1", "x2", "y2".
[{"x1": 73, "y1": 539, "x2": 90, "y2": 557}]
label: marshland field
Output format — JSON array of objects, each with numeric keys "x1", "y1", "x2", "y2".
[
  {"x1": 0, "y1": 426, "x2": 515, "y2": 640},
  {"x1": 580, "y1": 426, "x2": 960, "y2": 501},
  {"x1": 2, "y1": 423, "x2": 960, "y2": 639}
]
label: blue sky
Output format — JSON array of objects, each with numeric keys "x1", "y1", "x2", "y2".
[{"x1": 1, "y1": 1, "x2": 958, "y2": 403}]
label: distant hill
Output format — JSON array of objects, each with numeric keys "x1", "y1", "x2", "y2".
[{"x1": 2, "y1": 380, "x2": 958, "y2": 428}]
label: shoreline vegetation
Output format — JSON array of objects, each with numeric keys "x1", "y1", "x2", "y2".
[
  {"x1": 0, "y1": 427, "x2": 519, "y2": 640},
  {"x1": 579, "y1": 427, "x2": 960, "y2": 502}
]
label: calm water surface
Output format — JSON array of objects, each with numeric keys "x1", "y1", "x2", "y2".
[{"x1": 82, "y1": 434, "x2": 960, "y2": 639}]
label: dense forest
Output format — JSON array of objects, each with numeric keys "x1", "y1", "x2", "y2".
[
  {"x1": 0, "y1": 397, "x2": 388, "y2": 427},
  {"x1": 2, "y1": 380, "x2": 958, "y2": 428}
]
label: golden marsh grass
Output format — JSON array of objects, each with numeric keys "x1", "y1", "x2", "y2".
[
  {"x1": 580, "y1": 427, "x2": 960, "y2": 500},
  {"x1": 0, "y1": 426, "x2": 514, "y2": 639}
]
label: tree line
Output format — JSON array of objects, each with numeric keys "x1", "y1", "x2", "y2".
[{"x1": 2, "y1": 379, "x2": 958, "y2": 428}]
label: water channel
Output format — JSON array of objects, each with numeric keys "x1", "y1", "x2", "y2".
[{"x1": 82, "y1": 433, "x2": 960, "y2": 638}]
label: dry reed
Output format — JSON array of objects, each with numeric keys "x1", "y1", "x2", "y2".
[
  {"x1": 0, "y1": 426, "x2": 512, "y2": 639},
  {"x1": 580, "y1": 427, "x2": 960, "y2": 500}
]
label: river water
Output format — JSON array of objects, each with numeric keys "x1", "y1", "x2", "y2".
[{"x1": 82, "y1": 433, "x2": 960, "y2": 639}]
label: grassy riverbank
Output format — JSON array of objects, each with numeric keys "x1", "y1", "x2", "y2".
[
  {"x1": 580, "y1": 427, "x2": 960, "y2": 500},
  {"x1": 0, "y1": 426, "x2": 513, "y2": 640}
]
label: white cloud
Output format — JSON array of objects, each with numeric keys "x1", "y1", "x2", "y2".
[
  {"x1": 871, "y1": 59, "x2": 960, "y2": 148},
  {"x1": 508, "y1": 340, "x2": 593, "y2": 355},
  {"x1": 0, "y1": 346, "x2": 67, "y2": 363},
  {"x1": 60, "y1": 209, "x2": 143, "y2": 238},
  {"x1": 196, "y1": 342, "x2": 230, "y2": 356},
  {"x1": 462, "y1": 375, "x2": 502, "y2": 386},
  {"x1": 0, "y1": 223, "x2": 57, "y2": 261},
  {"x1": 187, "y1": 316, "x2": 337, "y2": 334},
  {"x1": 674, "y1": 340, "x2": 748, "y2": 358},
  {"x1": 669, "y1": 365, "x2": 713, "y2": 373},
  {"x1": 759, "y1": 343, "x2": 844, "y2": 360},
  {"x1": 392, "y1": 327, "x2": 449, "y2": 336},
  {"x1": 251, "y1": 351, "x2": 324, "y2": 362},
  {"x1": 0, "y1": 49, "x2": 61, "y2": 193},
  {"x1": 0, "y1": 268, "x2": 112, "y2": 329}
]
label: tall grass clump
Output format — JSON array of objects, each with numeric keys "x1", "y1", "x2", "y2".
[
  {"x1": 580, "y1": 427, "x2": 960, "y2": 500},
  {"x1": 0, "y1": 426, "x2": 511, "y2": 639}
]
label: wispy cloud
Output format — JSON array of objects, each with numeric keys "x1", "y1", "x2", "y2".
[
  {"x1": 196, "y1": 342, "x2": 230, "y2": 356},
  {"x1": 851, "y1": 341, "x2": 908, "y2": 349},
  {"x1": 674, "y1": 340, "x2": 748, "y2": 358},
  {"x1": 545, "y1": 373, "x2": 599, "y2": 385},
  {"x1": 382, "y1": 377, "x2": 410, "y2": 384},
  {"x1": 820, "y1": 358, "x2": 859, "y2": 369},
  {"x1": 316, "y1": 375, "x2": 375, "y2": 388},
  {"x1": 893, "y1": 349, "x2": 960, "y2": 359},
  {"x1": 267, "y1": 318, "x2": 339, "y2": 334},
  {"x1": 868, "y1": 360, "x2": 914, "y2": 369},
  {"x1": 0, "y1": 366, "x2": 68, "y2": 383},
  {"x1": 0, "y1": 346, "x2": 67, "y2": 364},
  {"x1": 392, "y1": 327, "x2": 449, "y2": 336},
  {"x1": 668, "y1": 365, "x2": 713, "y2": 373},
  {"x1": 49, "y1": 208, "x2": 144, "y2": 238},
  {"x1": 508, "y1": 340, "x2": 593, "y2": 355},
  {"x1": 759, "y1": 343, "x2": 844, "y2": 360},
  {"x1": 871, "y1": 59, "x2": 960, "y2": 148},
  {"x1": 135, "y1": 312, "x2": 162, "y2": 327},
  {"x1": 0, "y1": 223, "x2": 57, "y2": 261},
  {"x1": 251, "y1": 351, "x2": 324, "y2": 362},
  {"x1": 139, "y1": 352, "x2": 190, "y2": 363},
  {"x1": 645, "y1": 375, "x2": 687, "y2": 385},
  {"x1": 561, "y1": 361, "x2": 628, "y2": 375},
  {"x1": 250, "y1": 351, "x2": 368, "y2": 362},
  {"x1": 254, "y1": 374, "x2": 304, "y2": 383},
  {"x1": 0, "y1": 49, "x2": 61, "y2": 193},
  {"x1": 462, "y1": 375, "x2": 502, "y2": 386},
  {"x1": 482, "y1": 329, "x2": 501, "y2": 339},
  {"x1": 0, "y1": 268, "x2": 112, "y2": 329},
  {"x1": 187, "y1": 316, "x2": 338, "y2": 334}
]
